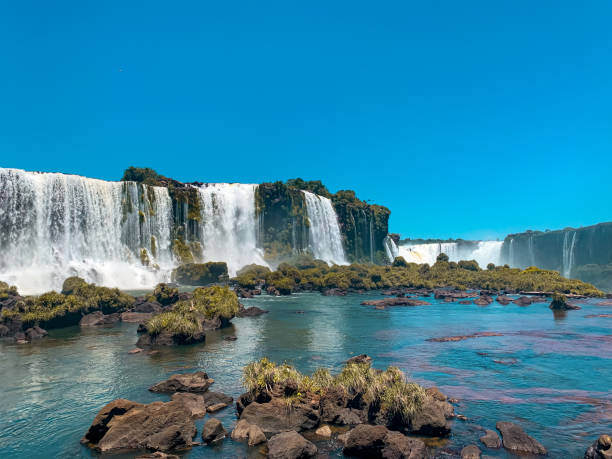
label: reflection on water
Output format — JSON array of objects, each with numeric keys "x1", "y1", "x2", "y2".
[{"x1": 1, "y1": 292, "x2": 611, "y2": 458}]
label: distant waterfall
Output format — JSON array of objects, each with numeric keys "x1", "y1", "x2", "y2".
[
  {"x1": 398, "y1": 241, "x2": 502, "y2": 267},
  {"x1": 0, "y1": 168, "x2": 172, "y2": 294},
  {"x1": 383, "y1": 236, "x2": 399, "y2": 262},
  {"x1": 302, "y1": 191, "x2": 347, "y2": 265},
  {"x1": 196, "y1": 184, "x2": 268, "y2": 276},
  {"x1": 562, "y1": 231, "x2": 577, "y2": 278}
]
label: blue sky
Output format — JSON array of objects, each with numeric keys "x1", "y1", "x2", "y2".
[{"x1": 2, "y1": 1, "x2": 611, "y2": 239}]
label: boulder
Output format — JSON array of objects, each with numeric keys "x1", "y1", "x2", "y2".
[
  {"x1": 407, "y1": 398, "x2": 452, "y2": 436},
  {"x1": 461, "y1": 444, "x2": 481, "y2": 459},
  {"x1": 136, "y1": 452, "x2": 179, "y2": 459},
  {"x1": 80, "y1": 311, "x2": 120, "y2": 327},
  {"x1": 171, "y1": 392, "x2": 207, "y2": 418},
  {"x1": 549, "y1": 293, "x2": 581, "y2": 311},
  {"x1": 361, "y1": 298, "x2": 430, "y2": 307},
  {"x1": 149, "y1": 371, "x2": 214, "y2": 393},
  {"x1": 202, "y1": 418, "x2": 226, "y2": 444},
  {"x1": 320, "y1": 386, "x2": 366, "y2": 425},
  {"x1": 315, "y1": 425, "x2": 332, "y2": 438},
  {"x1": 496, "y1": 421, "x2": 546, "y2": 455},
  {"x1": 133, "y1": 301, "x2": 163, "y2": 313},
  {"x1": 25, "y1": 326, "x2": 48, "y2": 340},
  {"x1": 207, "y1": 402, "x2": 228, "y2": 413},
  {"x1": 474, "y1": 296, "x2": 493, "y2": 306},
  {"x1": 584, "y1": 434, "x2": 612, "y2": 459},
  {"x1": 479, "y1": 429, "x2": 501, "y2": 448},
  {"x1": 121, "y1": 312, "x2": 153, "y2": 323},
  {"x1": 136, "y1": 330, "x2": 206, "y2": 347},
  {"x1": 0, "y1": 324, "x2": 9, "y2": 337},
  {"x1": 231, "y1": 419, "x2": 267, "y2": 446},
  {"x1": 347, "y1": 354, "x2": 372, "y2": 365},
  {"x1": 267, "y1": 431, "x2": 317, "y2": 459},
  {"x1": 201, "y1": 391, "x2": 233, "y2": 407},
  {"x1": 82, "y1": 399, "x2": 196, "y2": 453},
  {"x1": 236, "y1": 305, "x2": 269, "y2": 317},
  {"x1": 343, "y1": 424, "x2": 426, "y2": 458},
  {"x1": 496, "y1": 295, "x2": 512, "y2": 305},
  {"x1": 239, "y1": 398, "x2": 320, "y2": 434}
]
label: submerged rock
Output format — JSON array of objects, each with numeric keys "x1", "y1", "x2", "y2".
[
  {"x1": 267, "y1": 431, "x2": 317, "y2": 459},
  {"x1": 202, "y1": 418, "x2": 226, "y2": 444},
  {"x1": 149, "y1": 371, "x2": 214, "y2": 393},
  {"x1": 584, "y1": 434, "x2": 612, "y2": 459},
  {"x1": 496, "y1": 421, "x2": 546, "y2": 455},
  {"x1": 136, "y1": 452, "x2": 179, "y2": 459},
  {"x1": 231, "y1": 419, "x2": 267, "y2": 446},
  {"x1": 342, "y1": 424, "x2": 426, "y2": 458},
  {"x1": 479, "y1": 429, "x2": 501, "y2": 448},
  {"x1": 361, "y1": 298, "x2": 430, "y2": 307},
  {"x1": 80, "y1": 311, "x2": 120, "y2": 326},
  {"x1": 236, "y1": 305, "x2": 269, "y2": 317},
  {"x1": 25, "y1": 326, "x2": 48, "y2": 340}
]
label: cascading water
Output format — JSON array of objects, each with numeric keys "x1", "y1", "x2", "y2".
[
  {"x1": 562, "y1": 231, "x2": 577, "y2": 278},
  {"x1": 0, "y1": 168, "x2": 173, "y2": 294},
  {"x1": 470, "y1": 241, "x2": 503, "y2": 267},
  {"x1": 302, "y1": 191, "x2": 347, "y2": 265},
  {"x1": 196, "y1": 183, "x2": 268, "y2": 276},
  {"x1": 383, "y1": 236, "x2": 399, "y2": 262},
  {"x1": 397, "y1": 240, "x2": 503, "y2": 267}
]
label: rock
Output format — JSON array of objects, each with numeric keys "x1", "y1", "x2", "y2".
[
  {"x1": 459, "y1": 300, "x2": 472, "y2": 305},
  {"x1": 202, "y1": 418, "x2": 226, "y2": 444},
  {"x1": 136, "y1": 452, "x2": 179, "y2": 459},
  {"x1": 133, "y1": 301, "x2": 163, "y2": 313},
  {"x1": 128, "y1": 348, "x2": 143, "y2": 354},
  {"x1": 121, "y1": 312, "x2": 153, "y2": 323},
  {"x1": 315, "y1": 425, "x2": 332, "y2": 438},
  {"x1": 267, "y1": 431, "x2": 317, "y2": 459},
  {"x1": 346, "y1": 354, "x2": 372, "y2": 365},
  {"x1": 461, "y1": 444, "x2": 481, "y2": 459},
  {"x1": 82, "y1": 399, "x2": 196, "y2": 453},
  {"x1": 224, "y1": 335, "x2": 237, "y2": 341},
  {"x1": 323, "y1": 288, "x2": 347, "y2": 296},
  {"x1": 0, "y1": 324, "x2": 9, "y2": 337},
  {"x1": 207, "y1": 402, "x2": 228, "y2": 413},
  {"x1": 236, "y1": 305, "x2": 269, "y2": 317},
  {"x1": 201, "y1": 391, "x2": 233, "y2": 407},
  {"x1": 80, "y1": 311, "x2": 120, "y2": 326},
  {"x1": 427, "y1": 332, "x2": 503, "y2": 343},
  {"x1": 474, "y1": 296, "x2": 493, "y2": 306},
  {"x1": 171, "y1": 392, "x2": 207, "y2": 418},
  {"x1": 25, "y1": 326, "x2": 48, "y2": 340},
  {"x1": 343, "y1": 424, "x2": 426, "y2": 458},
  {"x1": 584, "y1": 434, "x2": 612, "y2": 459},
  {"x1": 337, "y1": 431, "x2": 350, "y2": 446},
  {"x1": 549, "y1": 293, "x2": 581, "y2": 311},
  {"x1": 320, "y1": 386, "x2": 365, "y2": 425},
  {"x1": 239, "y1": 398, "x2": 320, "y2": 434},
  {"x1": 361, "y1": 298, "x2": 430, "y2": 307},
  {"x1": 496, "y1": 295, "x2": 512, "y2": 305},
  {"x1": 231, "y1": 419, "x2": 267, "y2": 446},
  {"x1": 408, "y1": 398, "x2": 452, "y2": 436},
  {"x1": 496, "y1": 421, "x2": 546, "y2": 455},
  {"x1": 136, "y1": 330, "x2": 206, "y2": 347},
  {"x1": 479, "y1": 429, "x2": 501, "y2": 448},
  {"x1": 426, "y1": 387, "x2": 447, "y2": 402},
  {"x1": 149, "y1": 371, "x2": 214, "y2": 393},
  {"x1": 173, "y1": 262, "x2": 228, "y2": 286}
]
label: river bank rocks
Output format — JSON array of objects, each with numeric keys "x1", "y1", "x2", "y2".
[
  {"x1": 268, "y1": 430, "x2": 317, "y2": 459},
  {"x1": 479, "y1": 429, "x2": 501, "y2": 448},
  {"x1": 549, "y1": 293, "x2": 581, "y2": 311},
  {"x1": 342, "y1": 424, "x2": 427, "y2": 458},
  {"x1": 584, "y1": 434, "x2": 612, "y2": 459},
  {"x1": 231, "y1": 419, "x2": 267, "y2": 446},
  {"x1": 201, "y1": 418, "x2": 226, "y2": 444},
  {"x1": 236, "y1": 304, "x2": 269, "y2": 317},
  {"x1": 149, "y1": 371, "x2": 215, "y2": 393},
  {"x1": 361, "y1": 298, "x2": 430, "y2": 308},
  {"x1": 496, "y1": 421, "x2": 546, "y2": 455},
  {"x1": 79, "y1": 311, "x2": 121, "y2": 326}
]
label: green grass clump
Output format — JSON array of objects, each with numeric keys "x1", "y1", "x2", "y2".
[
  {"x1": 148, "y1": 283, "x2": 179, "y2": 306},
  {"x1": 145, "y1": 310, "x2": 200, "y2": 336}
]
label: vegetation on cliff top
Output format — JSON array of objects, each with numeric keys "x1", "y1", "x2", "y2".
[{"x1": 233, "y1": 254, "x2": 603, "y2": 296}]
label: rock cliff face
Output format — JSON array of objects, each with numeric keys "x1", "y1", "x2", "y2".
[{"x1": 501, "y1": 222, "x2": 612, "y2": 290}]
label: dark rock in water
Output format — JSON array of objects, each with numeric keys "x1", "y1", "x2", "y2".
[
  {"x1": 435, "y1": 290, "x2": 476, "y2": 300},
  {"x1": 149, "y1": 371, "x2": 214, "y2": 393},
  {"x1": 342, "y1": 424, "x2": 426, "y2": 458},
  {"x1": 361, "y1": 298, "x2": 430, "y2": 307},
  {"x1": 323, "y1": 288, "x2": 347, "y2": 296},
  {"x1": 426, "y1": 387, "x2": 447, "y2": 402},
  {"x1": 496, "y1": 295, "x2": 512, "y2": 305},
  {"x1": 549, "y1": 293, "x2": 581, "y2": 311},
  {"x1": 231, "y1": 419, "x2": 267, "y2": 446},
  {"x1": 136, "y1": 452, "x2": 179, "y2": 459},
  {"x1": 25, "y1": 326, "x2": 48, "y2": 340},
  {"x1": 224, "y1": 335, "x2": 237, "y2": 341},
  {"x1": 236, "y1": 305, "x2": 269, "y2": 317},
  {"x1": 121, "y1": 312, "x2": 153, "y2": 323},
  {"x1": 81, "y1": 399, "x2": 196, "y2": 453},
  {"x1": 239, "y1": 398, "x2": 320, "y2": 434},
  {"x1": 513, "y1": 296, "x2": 546, "y2": 306},
  {"x1": 461, "y1": 444, "x2": 481, "y2": 459},
  {"x1": 474, "y1": 295, "x2": 493, "y2": 306},
  {"x1": 407, "y1": 397, "x2": 453, "y2": 436},
  {"x1": 201, "y1": 390, "x2": 233, "y2": 406},
  {"x1": 427, "y1": 332, "x2": 503, "y2": 343},
  {"x1": 459, "y1": 300, "x2": 472, "y2": 305},
  {"x1": 80, "y1": 311, "x2": 120, "y2": 327},
  {"x1": 267, "y1": 286, "x2": 281, "y2": 296},
  {"x1": 132, "y1": 301, "x2": 163, "y2": 313},
  {"x1": 320, "y1": 386, "x2": 366, "y2": 425},
  {"x1": 173, "y1": 262, "x2": 229, "y2": 286},
  {"x1": 267, "y1": 431, "x2": 317, "y2": 459},
  {"x1": 584, "y1": 434, "x2": 612, "y2": 459},
  {"x1": 0, "y1": 324, "x2": 9, "y2": 337},
  {"x1": 171, "y1": 392, "x2": 207, "y2": 418},
  {"x1": 480, "y1": 429, "x2": 501, "y2": 448},
  {"x1": 346, "y1": 354, "x2": 372, "y2": 365},
  {"x1": 136, "y1": 330, "x2": 206, "y2": 347},
  {"x1": 496, "y1": 421, "x2": 546, "y2": 455},
  {"x1": 202, "y1": 418, "x2": 226, "y2": 444}
]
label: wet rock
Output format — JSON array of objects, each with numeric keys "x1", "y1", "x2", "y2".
[
  {"x1": 361, "y1": 298, "x2": 430, "y2": 307},
  {"x1": 267, "y1": 431, "x2": 317, "y2": 459},
  {"x1": 149, "y1": 371, "x2": 214, "y2": 393},
  {"x1": 171, "y1": 392, "x2": 207, "y2": 418},
  {"x1": 342, "y1": 424, "x2": 426, "y2": 458},
  {"x1": 426, "y1": 387, "x2": 447, "y2": 402},
  {"x1": 496, "y1": 295, "x2": 513, "y2": 305},
  {"x1": 132, "y1": 301, "x2": 163, "y2": 313},
  {"x1": 136, "y1": 452, "x2": 179, "y2": 459},
  {"x1": 80, "y1": 311, "x2": 120, "y2": 327},
  {"x1": 474, "y1": 296, "x2": 493, "y2": 306},
  {"x1": 315, "y1": 425, "x2": 332, "y2": 438},
  {"x1": 479, "y1": 429, "x2": 501, "y2": 448},
  {"x1": 461, "y1": 444, "x2": 481, "y2": 459},
  {"x1": 207, "y1": 402, "x2": 228, "y2": 413},
  {"x1": 320, "y1": 386, "x2": 366, "y2": 425},
  {"x1": 347, "y1": 354, "x2": 372, "y2": 365},
  {"x1": 231, "y1": 419, "x2": 267, "y2": 446},
  {"x1": 496, "y1": 421, "x2": 546, "y2": 455},
  {"x1": 201, "y1": 391, "x2": 233, "y2": 407},
  {"x1": 82, "y1": 399, "x2": 196, "y2": 453},
  {"x1": 236, "y1": 305, "x2": 268, "y2": 317},
  {"x1": 239, "y1": 398, "x2": 320, "y2": 434},
  {"x1": 322, "y1": 288, "x2": 347, "y2": 296},
  {"x1": 121, "y1": 312, "x2": 153, "y2": 323},
  {"x1": 25, "y1": 326, "x2": 48, "y2": 340},
  {"x1": 427, "y1": 332, "x2": 503, "y2": 343},
  {"x1": 0, "y1": 324, "x2": 9, "y2": 337},
  {"x1": 549, "y1": 293, "x2": 581, "y2": 311},
  {"x1": 459, "y1": 300, "x2": 472, "y2": 305},
  {"x1": 202, "y1": 418, "x2": 226, "y2": 444},
  {"x1": 136, "y1": 329, "x2": 206, "y2": 347},
  {"x1": 408, "y1": 398, "x2": 452, "y2": 436},
  {"x1": 584, "y1": 434, "x2": 612, "y2": 459},
  {"x1": 224, "y1": 335, "x2": 237, "y2": 341}
]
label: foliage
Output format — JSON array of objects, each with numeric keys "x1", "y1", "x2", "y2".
[
  {"x1": 145, "y1": 310, "x2": 200, "y2": 336},
  {"x1": 172, "y1": 262, "x2": 228, "y2": 286},
  {"x1": 121, "y1": 167, "x2": 161, "y2": 186},
  {"x1": 148, "y1": 283, "x2": 179, "y2": 306},
  {"x1": 457, "y1": 260, "x2": 480, "y2": 271},
  {"x1": 392, "y1": 256, "x2": 408, "y2": 268},
  {"x1": 285, "y1": 178, "x2": 331, "y2": 198},
  {"x1": 172, "y1": 238, "x2": 196, "y2": 264}
]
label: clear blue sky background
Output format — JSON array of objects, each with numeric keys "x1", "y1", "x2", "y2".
[{"x1": 2, "y1": 1, "x2": 611, "y2": 239}]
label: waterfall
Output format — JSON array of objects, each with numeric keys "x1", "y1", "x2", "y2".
[
  {"x1": 0, "y1": 168, "x2": 172, "y2": 294},
  {"x1": 196, "y1": 184, "x2": 268, "y2": 276},
  {"x1": 369, "y1": 217, "x2": 375, "y2": 263},
  {"x1": 528, "y1": 236, "x2": 536, "y2": 266},
  {"x1": 302, "y1": 191, "x2": 347, "y2": 265},
  {"x1": 383, "y1": 236, "x2": 399, "y2": 262},
  {"x1": 562, "y1": 231, "x2": 577, "y2": 278},
  {"x1": 398, "y1": 240, "x2": 502, "y2": 267}
]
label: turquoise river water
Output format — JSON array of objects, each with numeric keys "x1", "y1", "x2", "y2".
[{"x1": 1, "y1": 291, "x2": 611, "y2": 458}]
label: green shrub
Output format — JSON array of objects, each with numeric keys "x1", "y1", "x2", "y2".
[
  {"x1": 392, "y1": 256, "x2": 408, "y2": 268},
  {"x1": 148, "y1": 283, "x2": 179, "y2": 305}
]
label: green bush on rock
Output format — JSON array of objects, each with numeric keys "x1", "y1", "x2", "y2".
[
  {"x1": 148, "y1": 283, "x2": 179, "y2": 306},
  {"x1": 172, "y1": 262, "x2": 229, "y2": 286}
]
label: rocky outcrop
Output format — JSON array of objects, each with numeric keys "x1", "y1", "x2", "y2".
[
  {"x1": 549, "y1": 293, "x2": 580, "y2": 311},
  {"x1": 239, "y1": 398, "x2": 320, "y2": 434},
  {"x1": 136, "y1": 330, "x2": 206, "y2": 347},
  {"x1": 496, "y1": 421, "x2": 546, "y2": 455},
  {"x1": 479, "y1": 429, "x2": 501, "y2": 448},
  {"x1": 361, "y1": 298, "x2": 430, "y2": 308},
  {"x1": 170, "y1": 393, "x2": 207, "y2": 418},
  {"x1": 81, "y1": 399, "x2": 196, "y2": 453},
  {"x1": 172, "y1": 262, "x2": 229, "y2": 286},
  {"x1": 342, "y1": 424, "x2": 426, "y2": 458},
  {"x1": 584, "y1": 434, "x2": 612, "y2": 459},
  {"x1": 25, "y1": 326, "x2": 48, "y2": 340},
  {"x1": 236, "y1": 305, "x2": 269, "y2": 317},
  {"x1": 79, "y1": 311, "x2": 120, "y2": 326},
  {"x1": 267, "y1": 431, "x2": 317, "y2": 459},
  {"x1": 121, "y1": 312, "x2": 153, "y2": 323},
  {"x1": 496, "y1": 295, "x2": 513, "y2": 305},
  {"x1": 149, "y1": 371, "x2": 214, "y2": 393},
  {"x1": 461, "y1": 444, "x2": 481, "y2": 459},
  {"x1": 474, "y1": 295, "x2": 493, "y2": 306},
  {"x1": 230, "y1": 419, "x2": 267, "y2": 446},
  {"x1": 201, "y1": 418, "x2": 226, "y2": 444}
]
